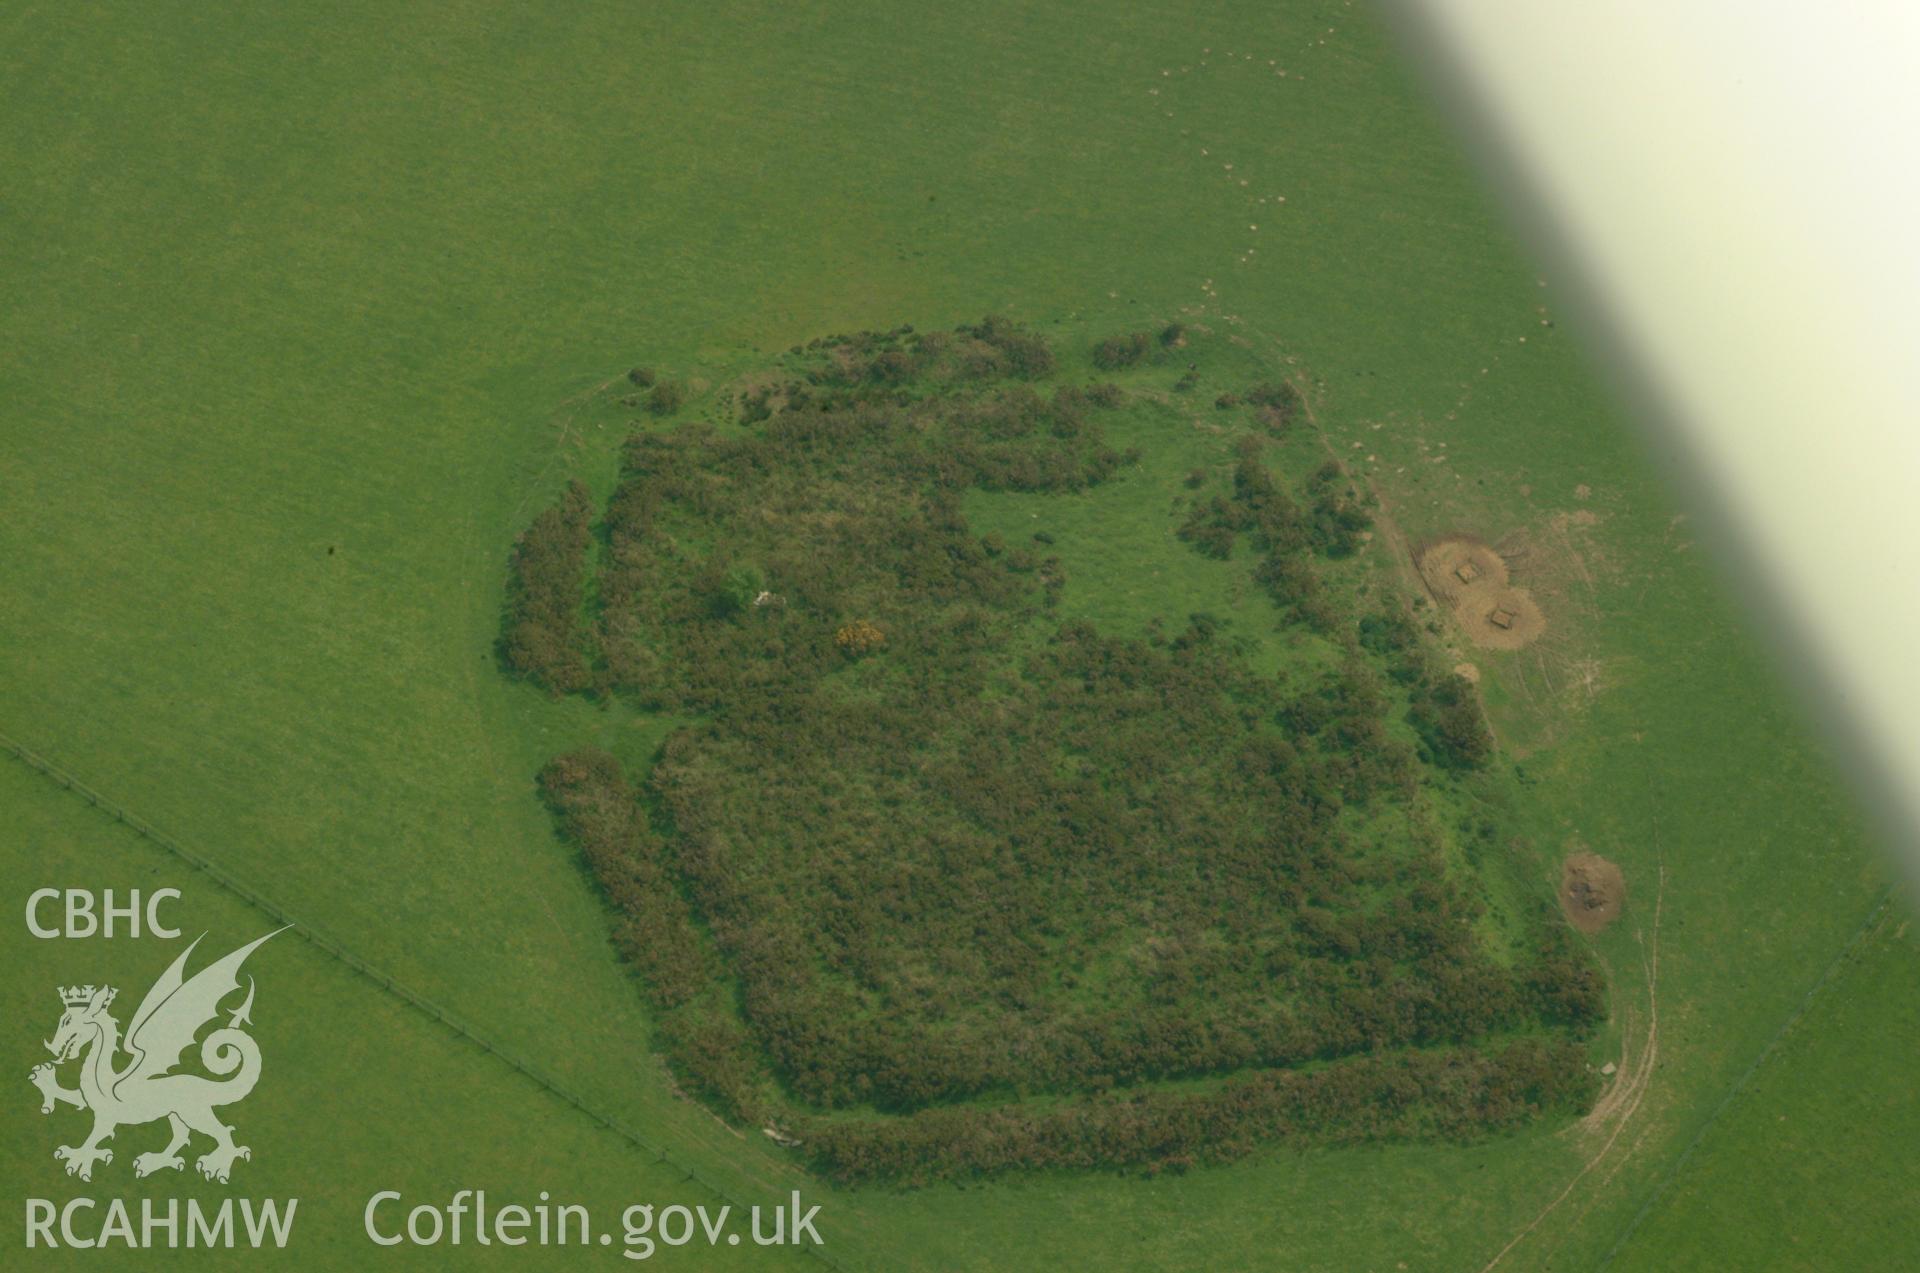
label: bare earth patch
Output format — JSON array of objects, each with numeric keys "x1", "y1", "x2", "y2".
[
  {"x1": 1416, "y1": 536, "x2": 1547, "y2": 650},
  {"x1": 1456, "y1": 589, "x2": 1547, "y2": 651},
  {"x1": 1561, "y1": 851, "x2": 1625, "y2": 934}
]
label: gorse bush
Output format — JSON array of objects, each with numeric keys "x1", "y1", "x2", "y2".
[
  {"x1": 1091, "y1": 330, "x2": 1153, "y2": 370},
  {"x1": 832, "y1": 618, "x2": 885, "y2": 655},
  {"x1": 647, "y1": 379, "x2": 685, "y2": 415},
  {"x1": 1245, "y1": 379, "x2": 1304, "y2": 435}
]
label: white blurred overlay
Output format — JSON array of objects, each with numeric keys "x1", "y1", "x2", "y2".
[{"x1": 1401, "y1": 4, "x2": 1920, "y2": 871}]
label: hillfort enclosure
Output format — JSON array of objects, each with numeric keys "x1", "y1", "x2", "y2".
[{"x1": 503, "y1": 319, "x2": 1603, "y2": 1182}]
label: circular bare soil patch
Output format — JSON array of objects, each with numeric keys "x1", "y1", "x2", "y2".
[
  {"x1": 1560, "y1": 851, "x2": 1625, "y2": 934},
  {"x1": 1416, "y1": 536, "x2": 1547, "y2": 651},
  {"x1": 1455, "y1": 588, "x2": 1546, "y2": 651},
  {"x1": 1417, "y1": 537, "x2": 1509, "y2": 599}
]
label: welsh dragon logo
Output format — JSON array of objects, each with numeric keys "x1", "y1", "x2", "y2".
[{"x1": 29, "y1": 929, "x2": 283, "y2": 1183}]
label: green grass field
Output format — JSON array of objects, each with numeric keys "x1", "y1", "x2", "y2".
[
  {"x1": 2, "y1": 1, "x2": 1913, "y2": 1268},
  {"x1": 1606, "y1": 905, "x2": 1919, "y2": 1270}
]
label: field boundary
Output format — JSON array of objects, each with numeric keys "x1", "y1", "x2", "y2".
[
  {"x1": 0, "y1": 729, "x2": 849, "y2": 1273},
  {"x1": 1596, "y1": 881, "x2": 1898, "y2": 1267}
]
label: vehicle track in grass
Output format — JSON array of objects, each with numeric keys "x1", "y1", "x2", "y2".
[
  {"x1": 1479, "y1": 775, "x2": 1665, "y2": 1273},
  {"x1": 1596, "y1": 883, "x2": 1898, "y2": 1268}
]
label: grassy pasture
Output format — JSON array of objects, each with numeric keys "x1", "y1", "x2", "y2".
[
  {"x1": 2, "y1": 0, "x2": 1913, "y2": 1269},
  {"x1": 0, "y1": 763, "x2": 798, "y2": 1271},
  {"x1": 1606, "y1": 902, "x2": 1919, "y2": 1270}
]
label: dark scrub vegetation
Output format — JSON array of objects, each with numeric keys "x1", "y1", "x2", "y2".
[
  {"x1": 500, "y1": 479, "x2": 595, "y2": 693},
  {"x1": 506, "y1": 318, "x2": 1603, "y2": 1181}
]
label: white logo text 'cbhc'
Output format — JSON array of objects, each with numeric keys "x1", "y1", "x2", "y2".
[{"x1": 28, "y1": 889, "x2": 181, "y2": 939}]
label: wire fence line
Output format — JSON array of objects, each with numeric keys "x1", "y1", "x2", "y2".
[
  {"x1": 2, "y1": 730, "x2": 852, "y2": 1272},
  {"x1": 1597, "y1": 881, "x2": 1898, "y2": 1268}
]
